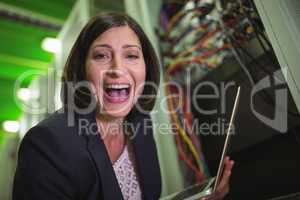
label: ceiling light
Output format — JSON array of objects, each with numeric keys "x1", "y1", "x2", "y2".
[
  {"x1": 42, "y1": 37, "x2": 61, "y2": 53},
  {"x1": 3, "y1": 120, "x2": 20, "y2": 133},
  {"x1": 17, "y1": 88, "x2": 31, "y2": 101}
]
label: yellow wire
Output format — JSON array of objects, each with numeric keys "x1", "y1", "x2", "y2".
[{"x1": 164, "y1": 75, "x2": 204, "y2": 172}]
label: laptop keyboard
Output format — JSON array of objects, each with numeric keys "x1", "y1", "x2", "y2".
[
  {"x1": 267, "y1": 192, "x2": 300, "y2": 200},
  {"x1": 171, "y1": 183, "x2": 209, "y2": 200}
]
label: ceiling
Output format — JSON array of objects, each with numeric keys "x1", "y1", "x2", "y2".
[
  {"x1": 0, "y1": 0, "x2": 125, "y2": 140},
  {"x1": 0, "y1": 0, "x2": 76, "y2": 132}
]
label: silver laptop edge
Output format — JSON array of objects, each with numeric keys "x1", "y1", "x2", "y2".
[{"x1": 213, "y1": 86, "x2": 241, "y2": 192}]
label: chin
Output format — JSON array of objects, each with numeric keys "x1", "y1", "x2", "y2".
[
  {"x1": 101, "y1": 108, "x2": 132, "y2": 119},
  {"x1": 98, "y1": 100, "x2": 134, "y2": 119}
]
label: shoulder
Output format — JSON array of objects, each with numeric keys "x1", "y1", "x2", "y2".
[
  {"x1": 24, "y1": 109, "x2": 84, "y2": 145},
  {"x1": 37, "y1": 109, "x2": 76, "y2": 136},
  {"x1": 128, "y1": 112, "x2": 154, "y2": 134},
  {"x1": 16, "y1": 109, "x2": 91, "y2": 189},
  {"x1": 13, "y1": 110, "x2": 87, "y2": 200},
  {"x1": 19, "y1": 109, "x2": 87, "y2": 166}
]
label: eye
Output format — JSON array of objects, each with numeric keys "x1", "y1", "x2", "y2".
[
  {"x1": 126, "y1": 54, "x2": 139, "y2": 59},
  {"x1": 125, "y1": 50, "x2": 140, "y2": 60},
  {"x1": 94, "y1": 53, "x2": 107, "y2": 59},
  {"x1": 92, "y1": 51, "x2": 111, "y2": 62}
]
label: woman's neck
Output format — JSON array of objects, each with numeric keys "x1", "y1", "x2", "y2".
[
  {"x1": 96, "y1": 114, "x2": 124, "y2": 138},
  {"x1": 96, "y1": 114, "x2": 126, "y2": 162}
]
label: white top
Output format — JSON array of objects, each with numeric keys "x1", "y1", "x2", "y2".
[{"x1": 112, "y1": 144, "x2": 142, "y2": 200}]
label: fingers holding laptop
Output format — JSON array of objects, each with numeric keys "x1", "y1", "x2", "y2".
[
  {"x1": 215, "y1": 156, "x2": 234, "y2": 199},
  {"x1": 202, "y1": 156, "x2": 234, "y2": 200}
]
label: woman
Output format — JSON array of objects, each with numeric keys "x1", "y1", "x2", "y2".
[{"x1": 13, "y1": 12, "x2": 233, "y2": 200}]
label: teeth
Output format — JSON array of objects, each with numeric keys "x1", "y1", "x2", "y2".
[{"x1": 105, "y1": 84, "x2": 130, "y2": 89}]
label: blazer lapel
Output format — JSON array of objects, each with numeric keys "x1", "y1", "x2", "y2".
[
  {"x1": 131, "y1": 113, "x2": 162, "y2": 200},
  {"x1": 76, "y1": 110, "x2": 124, "y2": 200}
]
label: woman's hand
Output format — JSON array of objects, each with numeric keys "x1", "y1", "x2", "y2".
[{"x1": 202, "y1": 156, "x2": 234, "y2": 200}]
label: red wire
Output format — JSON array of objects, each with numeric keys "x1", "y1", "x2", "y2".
[
  {"x1": 175, "y1": 131, "x2": 204, "y2": 183},
  {"x1": 167, "y1": 86, "x2": 205, "y2": 183}
]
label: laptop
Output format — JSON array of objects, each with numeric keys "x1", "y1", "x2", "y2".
[{"x1": 162, "y1": 86, "x2": 241, "y2": 200}]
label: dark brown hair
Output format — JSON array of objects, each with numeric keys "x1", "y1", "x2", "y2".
[{"x1": 62, "y1": 12, "x2": 160, "y2": 116}]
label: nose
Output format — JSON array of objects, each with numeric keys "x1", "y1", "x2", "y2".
[{"x1": 107, "y1": 54, "x2": 123, "y2": 78}]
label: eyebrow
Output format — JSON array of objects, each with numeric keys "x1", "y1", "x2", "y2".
[
  {"x1": 123, "y1": 44, "x2": 141, "y2": 50},
  {"x1": 93, "y1": 44, "x2": 141, "y2": 50}
]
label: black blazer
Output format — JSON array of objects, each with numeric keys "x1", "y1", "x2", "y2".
[{"x1": 13, "y1": 109, "x2": 161, "y2": 200}]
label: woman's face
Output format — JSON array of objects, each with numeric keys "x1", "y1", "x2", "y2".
[{"x1": 86, "y1": 26, "x2": 146, "y2": 119}]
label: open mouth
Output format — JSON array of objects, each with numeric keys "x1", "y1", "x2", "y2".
[{"x1": 103, "y1": 83, "x2": 131, "y2": 103}]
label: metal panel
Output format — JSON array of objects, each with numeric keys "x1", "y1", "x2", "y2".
[{"x1": 254, "y1": 0, "x2": 300, "y2": 113}]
